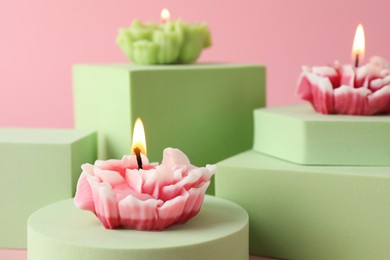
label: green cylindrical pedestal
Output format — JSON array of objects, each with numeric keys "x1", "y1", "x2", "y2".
[{"x1": 28, "y1": 196, "x2": 249, "y2": 260}]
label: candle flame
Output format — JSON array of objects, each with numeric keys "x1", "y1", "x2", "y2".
[
  {"x1": 131, "y1": 118, "x2": 147, "y2": 156},
  {"x1": 352, "y1": 24, "x2": 365, "y2": 63},
  {"x1": 161, "y1": 8, "x2": 170, "y2": 23}
]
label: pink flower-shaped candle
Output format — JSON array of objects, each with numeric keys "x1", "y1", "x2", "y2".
[
  {"x1": 74, "y1": 148, "x2": 216, "y2": 230},
  {"x1": 297, "y1": 56, "x2": 390, "y2": 115},
  {"x1": 297, "y1": 24, "x2": 390, "y2": 116}
]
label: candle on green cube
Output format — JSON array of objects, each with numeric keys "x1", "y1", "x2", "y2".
[{"x1": 116, "y1": 10, "x2": 211, "y2": 65}]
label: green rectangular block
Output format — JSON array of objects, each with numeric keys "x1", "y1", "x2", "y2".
[
  {"x1": 253, "y1": 104, "x2": 390, "y2": 166},
  {"x1": 215, "y1": 150, "x2": 390, "y2": 260},
  {"x1": 0, "y1": 128, "x2": 97, "y2": 248},
  {"x1": 73, "y1": 64, "x2": 266, "y2": 194}
]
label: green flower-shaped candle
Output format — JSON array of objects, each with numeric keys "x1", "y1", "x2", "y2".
[{"x1": 116, "y1": 9, "x2": 211, "y2": 65}]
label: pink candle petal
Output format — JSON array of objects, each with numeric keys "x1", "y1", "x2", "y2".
[
  {"x1": 94, "y1": 167, "x2": 124, "y2": 186},
  {"x1": 334, "y1": 85, "x2": 371, "y2": 115},
  {"x1": 368, "y1": 85, "x2": 390, "y2": 114},
  {"x1": 87, "y1": 176, "x2": 104, "y2": 214},
  {"x1": 178, "y1": 181, "x2": 209, "y2": 223},
  {"x1": 297, "y1": 74, "x2": 313, "y2": 101},
  {"x1": 156, "y1": 164, "x2": 176, "y2": 186},
  {"x1": 204, "y1": 164, "x2": 217, "y2": 180},
  {"x1": 370, "y1": 76, "x2": 390, "y2": 91},
  {"x1": 161, "y1": 147, "x2": 191, "y2": 169},
  {"x1": 340, "y1": 65, "x2": 355, "y2": 86},
  {"x1": 118, "y1": 196, "x2": 162, "y2": 230},
  {"x1": 126, "y1": 169, "x2": 143, "y2": 193},
  {"x1": 160, "y1": 169, "x2": 202, "y2": 201},
  {"x1": 141, "y1": 169, "x2": 159, "y2": 198},
  {"x1": 309, "y1": 76, "x2": 334, "y2": 114},
  {"x1": 160, "y1": 165, "x2": 215, "y2": 201},
  {"x1": 95, "y1": 184, "x2": 120, "y2": 229},
  {"x1": 370, "y1": 56, "x2": 389, "y2": 69},
  {"x1": 95, "y1": 159, "x2": 127, "y2": 173},
  {"x1": 74, "y1": 173, "x2": 95, "y2": 213},
  {"x1": 312, "y1": 66, "x2": 340, "y2": 88},
  {"x1": 156, "y1": 191, "x2": 189, "y2": 230},
  {"x1": 114, "y1": 183, "x2": 154, "y2": 202}
]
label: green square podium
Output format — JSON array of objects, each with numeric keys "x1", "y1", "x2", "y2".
[
  {"x1": 253, "y1": 104, "x2": 390, "y2": 166},
  {"x1": 215, "y1": 150, "x2": 390, "y2": 260},
  {"x1": 0, "y1": 128, "x2": 97, "y2": 248},
  {"x1": 73, "y1": 64, "x2": 266, "y2": 193}
]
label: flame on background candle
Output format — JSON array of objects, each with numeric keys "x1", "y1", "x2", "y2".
[
  {"x1": 131, "y1": 118, "x2": 147, "y2": 156},
  {"x1": 161, "y1": 8, "x2": 170, "y2": 23},
  {"x1": 352, "y1": 24, "x2": 365, "y2": 67}
]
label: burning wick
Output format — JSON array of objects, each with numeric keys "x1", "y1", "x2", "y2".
[
  {"x1": 352, "y1": 23, "x2": 365, "y2": 68},
  {"x1": 355, "y1": 54, "x2": 359, "y2": 68},
  {"x1": 134, "y1": 147, "x2": 143, "y2": 169}
]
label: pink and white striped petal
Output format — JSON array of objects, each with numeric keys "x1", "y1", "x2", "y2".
[
  {"x1": 118, "y1": 196, "x2": 162, "y2": 230},
  {"x1": 368, "y1": 85, "x2": 390, "y2": 114},
  {"x1": 73, "y1": 173, "x2": 95, "y2": 213},
  {"x1": 95, "y1": 184, "x2": 120, "y2": 229},
  {"x1": 334, "y1": 85, "x2": 371, "y2": 115},
  {"x1": 178, "y1": 182, "x2": 209, "y2": 223},
  {"x1": 156, "y1": 191, "x2": 189, "y2": 230}
]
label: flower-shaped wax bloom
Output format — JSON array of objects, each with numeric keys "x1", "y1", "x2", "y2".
[
  {"x1": 74, "y1": 148, "x2": 216, "y2": 231},
  {"x1": 178, "y1": 22, "x2": 211, "y2": 63},
  {"x1": 297, "y1": 56, "x2": 390, "y2": 115},
  {"x1": 116, "y1": 19, "x2": 211, "y2": 65}
]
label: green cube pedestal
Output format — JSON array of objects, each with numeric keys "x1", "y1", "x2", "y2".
[
  {"x1": 253, "y1": 104, "x2": 390, "y2": 166},
  {"x1": 0, "y1": 128, "x2": 97, "y2": 248},
  {"x1": 73, "y1": 64, "x2": 266, "y2": 193},
  {"x1": 215, "y1": 150, "x2": 390, "y2": 260}
]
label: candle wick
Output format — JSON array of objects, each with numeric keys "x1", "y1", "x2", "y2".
[
  {"x1": 133, "y1": 147, "x2": 143, "y2": 170},
  {"x1": 355, "y1": 54, "x2": 359, "y2": 68}
]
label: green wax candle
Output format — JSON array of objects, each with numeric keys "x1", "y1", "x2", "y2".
[
  {"x1": 153, "y1": 30, "x2": 181, "y2": 64},
  {"x1": 116, "y1": 29, "x2": 133, "y2": 61},
  {"x1": 129, "y1": 20, "x2": 154, "y2": 41},
  {"x1": 132, "y1": 40, "x2": 159, "y2": 65},
  {"x1": 116, "y1": 14, "x2": 211, "y2": 65},
  {"x1": 179, "y1": 23, "x2": 210, "y2": 63}
]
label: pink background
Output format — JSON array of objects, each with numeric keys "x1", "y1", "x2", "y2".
[{"x1": 1, "y1": 0, "x2": 389, "y2": 128}]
